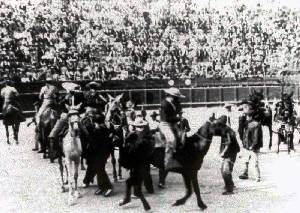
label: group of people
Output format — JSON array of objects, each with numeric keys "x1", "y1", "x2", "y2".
[{"x1": 1, "y1": 1, "x2": 300, "y2": 82}]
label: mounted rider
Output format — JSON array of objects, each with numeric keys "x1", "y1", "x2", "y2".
[
  {"x1": 35, "y1": 78, "x2": 59, "y2": 127},
  {"x1": 1, "y1": 79, "x2": 25, "y2": 125},
  {"x1": 84, "y1": 81, "x2": 106, "y2": 116},
  {"x1": 275, "y1": 92, "x2": 296, "y2": 124},
  {"x1": 159, "y1": 87, "x2": 185, "y2": 171}
]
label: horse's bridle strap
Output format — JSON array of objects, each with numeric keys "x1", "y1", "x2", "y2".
[{"x1": 194, "y1": 132, "x2": 212, "y2": 142}]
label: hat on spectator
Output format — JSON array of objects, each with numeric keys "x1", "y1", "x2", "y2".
[{"x1": 164, "y1": 87, "x2": 185, "y2": 98}]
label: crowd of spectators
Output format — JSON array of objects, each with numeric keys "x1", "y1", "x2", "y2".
[{"x1": 0, "y1": 0, "x2": 300, "y2": 82}]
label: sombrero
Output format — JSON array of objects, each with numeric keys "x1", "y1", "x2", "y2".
[
  {"x1": 62, "y1": 82, "x2": 81, "y2": 91},
  {"x1": 86, "y1": 81, "x2": 101, "y2": 89},
  {"x1": 164, "y1": 87, "x2": 185, "y2": 98}
]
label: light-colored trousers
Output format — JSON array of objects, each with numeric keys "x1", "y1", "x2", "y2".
[{"x1": 242, "y1": 149, "x2": 261, "y2": 178}]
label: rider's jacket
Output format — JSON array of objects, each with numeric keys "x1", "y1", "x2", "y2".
[
  {"x1": 39, "y1": 85, "x2": 59, "y2": 102},
  {"x1": 275, "y1": 101, "x2": 296, "y2": 124},
  {"x1": 1, "y1": 85, "x2": 19, "y2": 106},
  {"x1": 160, "y1": 98, "x2": 182, "y2": 124}
]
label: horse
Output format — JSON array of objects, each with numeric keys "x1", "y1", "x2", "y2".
[
  {"x1": 2, "y1": 102, "x2": 25, "y2": 145},
  {"x1": 38, "y1": 107, "x2": 59, "y2": 159},
  {"x1": 238, "y1": 90, "x2": 273, "y2": 149},
  {"x1": 119, "y1": 118, "x2": 234, "y2": 211},
  {"x1": 58, "y1": 104, "x2": 83, "y2": 206},
  {"x1": 104, "y1": 93, "x2": 126, "y2": 182}
]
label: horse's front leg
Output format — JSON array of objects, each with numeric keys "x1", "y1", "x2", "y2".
[
  {"x1": 74, "y1": 159, "x2": 82, "y2": 199},
  {"x1": 12, "y1": 123, "x2": 20, "y2": 145},
  {"x1": 80, "y1": 157, "x2": 86, "y2": 170},
  {"x1": 67, "y1": 160, "x2": 75, "y2": 206},
  {"x1": 173, "y1": 172, "x2": 192, "y2": 206},
  {"x1": 5, "y1": 125, "x2": 10, "y2": 145},
  {"x1": 111, "y1": 148, "x2": 118, "y2": 182},
  {"x1": 118, "y1": 155, "x2": 122, "y2": 180},
  {"x1": 191, "y1": 170, "x2": 207, "y2": 210},
  {"x1": 58, "y1": 157, "x2": 66, "y2": 192},
  {"x1": 268, "y1": 125, "x2": 272, "y2": 150}
]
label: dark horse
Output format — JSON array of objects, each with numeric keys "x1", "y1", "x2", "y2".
[
  {"x1": 1, "y1": 85, "x2": 25, "y2": 145},
  {"x1": 238, "y1": 90, "x2": 273, "y2": 149},
  {"x1": 38, "y1": 107, "x2": 59, "y2": 159},
  {"x1": 119, "y1": 119, "x2": 234, "y2": 211}
]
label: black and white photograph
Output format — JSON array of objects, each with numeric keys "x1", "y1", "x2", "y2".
[{"x1": 1, "y1": 0, "x2": 300, "y2": 212}]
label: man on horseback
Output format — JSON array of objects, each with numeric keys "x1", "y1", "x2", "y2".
[
  {"x1": 159, "y1": 87, "x2": 185, "y2": 171},
  {"x1": 1, "y1": 79, "x2": 25, "y2": 144},
  {"x1": 35, "y1": 79, "x2": 59, "y2": 128},
  {"x1": 274, "y1": 92, "x2": 297, "y2": 151}
]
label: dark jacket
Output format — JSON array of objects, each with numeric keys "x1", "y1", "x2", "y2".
[
  {"x1": 219, "y1": 126, "x2": 240, "y2": 158},
  {"x1": 242, "y1": 120, "x2": 263, "y2": 151},
  {"x1": 178, "y1": 117, "x2": 191, "y2": 132},
  {"x1": 160, "y1": 99, "x2": 181, "y2": 124}
]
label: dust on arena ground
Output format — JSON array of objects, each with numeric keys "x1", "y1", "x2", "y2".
[{"x1": 1, "y1": 106, "x2": 300, "y2": 213}]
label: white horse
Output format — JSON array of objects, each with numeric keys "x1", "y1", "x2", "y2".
[{"x1": 61, "y1": 104, "x2": 83, "y2": 205}]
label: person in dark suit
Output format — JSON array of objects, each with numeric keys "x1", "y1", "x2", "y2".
[
  {"x1": 239, "y1": 110, "x2": 263, "y2": 182},
  {"x1": 159, "y1": 87, "x2": 185, "y2": 171},
  {"x1": 216, "y1": 115, "x2": 240, "y2": 195},
  {"x1": 83, "y1": 113, "x2": 114, "y2": 197}
]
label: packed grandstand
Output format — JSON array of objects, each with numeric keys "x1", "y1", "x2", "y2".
[{"x1": 0, "y1": 0, "x2": 300, "y2": 83}]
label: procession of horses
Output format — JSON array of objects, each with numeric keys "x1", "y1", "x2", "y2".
[{"x1": 1, "y1": 79, "x2": 300, "y2": 212}]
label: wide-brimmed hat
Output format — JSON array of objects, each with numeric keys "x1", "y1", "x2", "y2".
[
  {"x1": 62, "y1": 82, "x2": 80, "y2": 91},
  {"x1": 86, "y1": 81, "x2": 101, "y2": 89},
  {"x1": 164, "y1": 87, "x2": 185, "y2": 98},
  {"x1": 132, "y1": 117, "x2": 148, "y2": 127}
]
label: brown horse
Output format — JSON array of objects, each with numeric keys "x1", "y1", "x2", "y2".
[
  {"x1": 119, "y1": 118, "x2": 234, "y2": 211},
  {"x1": 38, "y1": 107, "x2": 59, "y2": 159},
  {"x1": 104, "y1": 94, "x2": 126, "y2": 182}
]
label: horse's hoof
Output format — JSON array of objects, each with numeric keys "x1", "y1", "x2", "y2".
[
  {"x1": 119, "y1": 198, "x2": 131, "y2": 206},
  {"x1": 114, "y1": 178, "x2": 118, "y2": 183},
  {"x1": 199, "y1": 203, "x2": 207, "y2": 210},
  {"x1": 32, "y1": 148, "x2": 38, "y2": 151},
  {"x1": 50, "y1": 159, "x2": 55, "y2": 163},
  {"x1": 172, "y1": 199, "x2": 185, "y2": 206},
  {"x1": 61, "y1": 186, "x2": 66, "y2": 193},
  {"x1": 81, "y1": 166, "x2": 86, "y2": 171}
]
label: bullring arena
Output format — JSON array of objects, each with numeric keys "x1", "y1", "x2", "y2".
[
  {"x1": 1, "y1": 106, "x2": 300, "y2": 213},
  {"x1": 2, "y1": 0, "x2": 300, "y2": 212}
]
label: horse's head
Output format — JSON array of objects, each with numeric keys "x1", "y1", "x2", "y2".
[
  {"x1": 66, "y1": 103, "x2": 82, "y2": 137},
  {"x1": 105, "y1": 93, "x2": 123, "y2": 120}
]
